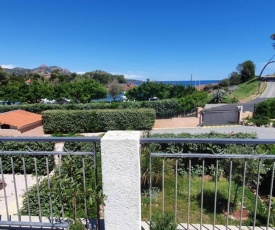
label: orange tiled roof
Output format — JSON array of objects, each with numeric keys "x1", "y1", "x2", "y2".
[{"x1": 0, "y1": 110, "x2": 42, "y2": 130}]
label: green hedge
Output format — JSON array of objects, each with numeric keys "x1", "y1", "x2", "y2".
[
  {"x1": 0, "y1": 100, "x2": 180, "y2": 118},
  {"x1": 0, "y1": 142, "x2": 55, "y2": 175},
  {"x1": 42, "y1": 109, "x2": 156, "y2": 133},
  {"x1": 254, "y1": 98, "x2": 275, "y2": 119},
  {"x1": 252, "y1": 98, "x2": 275, "y2": 126}
]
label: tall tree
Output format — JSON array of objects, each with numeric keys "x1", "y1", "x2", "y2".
[
  {"x1": 228, "y1": 71, "x2": 241, "y2": 85},
  {"x1": 68, "y1": 78, "x2": 107, "y2": 103},
  {"x1": 0, "y1": 67, "x2": 9, "y2": 86},
  {"x1": 108, "y1": 80, "x2": 123, "y2": 101},
  {"x1": 236, "y1": 60, "x2": 256, "y2": 82}
]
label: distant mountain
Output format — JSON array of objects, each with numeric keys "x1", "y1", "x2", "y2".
[
  {"x1": 4, "y1": 64, "x2": 71, "y2": 76},
  {"x1": 3, "y1": 65, "x2": 142, "y2": 83}
]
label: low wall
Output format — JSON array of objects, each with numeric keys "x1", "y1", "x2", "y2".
[
  {"x1": 242, "y1": 111, "x2": 253, "y2": 120},
  {"x1": 153, "y1": 117, "x2": 199, "y2": 128},
  {"x1": 0, "y1": 125, "x2": 44, "y2": 137}
]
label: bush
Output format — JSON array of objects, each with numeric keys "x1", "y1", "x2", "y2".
[
  {"x1": 42, "y1": 109, "x2": 156, "y2": 133},
  {"x1": 253, "y1": 115, "x2": 270, "y2": 127},
  {"x1": 177, "y1": 91, "x2": 208, "y2": 114},
  {"x1": 151, "y1": 212, "x2": 177, "y2": 230},
  {"x1": 140, "y1": 99, "x2": 179, "y2": 118},
  {"x1": 0, "y1": 141, "x2": 55, "y2": 175},
  {"x1": 21, "y1": 141, "x2": 103, "y2": 220},
  {"x1": 254, "y1": 98, "x2": 275, "y2": 120}
]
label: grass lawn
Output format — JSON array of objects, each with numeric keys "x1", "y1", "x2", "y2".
[
  {"x1": 141, "y1": 174, "x2": 270, "y2": 226},
  {"x1": 232, "y1": 77, "x2": 263, "y2": 101}
]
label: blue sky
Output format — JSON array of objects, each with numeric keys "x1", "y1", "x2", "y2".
[{"x1": 0, "y1": 0, "x2": 275, "y2": 81}]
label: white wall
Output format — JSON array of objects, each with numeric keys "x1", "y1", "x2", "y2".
[{"x1": 101, "y1": 131, "x2": 141, "y2": 230}]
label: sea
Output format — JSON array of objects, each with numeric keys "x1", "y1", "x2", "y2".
[
  {"x1": 95, "y1": 80, "x2": 220, "y2": 102},
  {"x1": 133, "y1": 80, "x2": 220, "y2": 86}
]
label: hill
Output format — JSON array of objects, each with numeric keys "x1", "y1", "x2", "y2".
[{"x1": 4, "y1": 64, "x2": 71, "y2": 76}]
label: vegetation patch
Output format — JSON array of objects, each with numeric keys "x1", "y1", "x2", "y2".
[{"x1": 42, "y1": 109, "x2": 156, "y2": 133}]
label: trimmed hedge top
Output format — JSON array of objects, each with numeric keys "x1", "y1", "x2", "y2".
[{"x1": 42, "y1": 108, "x2": 156, "y2": 134}]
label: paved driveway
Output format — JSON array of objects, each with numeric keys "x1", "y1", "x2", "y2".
[{"x1": 201, "y1": 81, "x2": 275, "y2": 125}]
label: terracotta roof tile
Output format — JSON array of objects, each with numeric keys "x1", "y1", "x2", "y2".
[{"x1": 0, "y1": 110, "x2": 42, "y2": 130}]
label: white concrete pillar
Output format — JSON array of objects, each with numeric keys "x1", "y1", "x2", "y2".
[
  {"x1": 237, "y1": 105, "x2": 243, "y2": 124},
  {"x1": 101, "y1": 131, "x2": 141, "y2": 230}
]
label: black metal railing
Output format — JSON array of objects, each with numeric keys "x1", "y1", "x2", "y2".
[
  {"x1": 140, "y1": 138, "x2": 275, "y2": 229},
  {"x1": 0, "y1": 137, "x2": 102, "y2": 229}
]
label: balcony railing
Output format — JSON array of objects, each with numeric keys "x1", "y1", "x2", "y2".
[
  {"x1": 0, "y1": 136, "x2": 101, "y2": 229},
  {"x1": 140, "y1": 138, "x2": 275, "y2": 230},
  {"x1": 1, "y1": 134, "x2": 275, "y2": 230}
]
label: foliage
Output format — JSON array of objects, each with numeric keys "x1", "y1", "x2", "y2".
[
  {"x1": 0, "y1": 141, "x2": 55, "y2": 175},
  {"x1": 252, "y1": 98, "x2": 275, "y2": 126},
  {"x1": 21, "y1": 141, "x2": 104, "y2": 221},
  {"x1": 140, "y1": 99, "x2": 180, "y2": 118},
  {"x1": 0, "y1": 74, "x2": 108, "y2": 104},
  {"x1": 42, "y1": 109, "x2": 156, "y2": 133},
  {"x1": 69, "y1": 220, "x2": 85, "y2": 230},
  {"x1": 236, "y1": 60, "x2": 256, "y2": 82},
  {"x1": 0, "y1": 67, "x2": 9, "y2": 86},
  {"x1": 83, "y1": 70, "x2": 126, "y2": 84},
  {"x1": 150, "y1": 212, "x2": 177, "y2": 230},
  {"x1": 107, "y1": 80, "x2": 123, "y2": 101},
  {"x1": 141, "y1": 144, "x2": 174, "y2": 190},
  {"x1": 0, "y1": 99, "x2": 182, "y2": 118},
  {"x1": 177, "y1": 91, "x2": 208, "y2": 112},
  {"x1": 126, "y1": 81, "x2": 172, "y2": 101},
  {"x1": 210, "y1": 89, "x2": 226, "y2": 103},
  {"x1": 221, "y1": 144, "x2": 268, "y2": 205},
  {"x1": 252, "y1": 115, "x2": 270, "y2": 127},
  {"x1": 219, "y1": 79, "x2": 230, "y2": 87},
  {"x1": 148, "y1": 131, "x2": 258, "y2": 177},
  {"x1": 126, "y1": 81, "x2": 196, "y2": 101},
  {"x1": 228, "y1": 71, "x2": 242, "y2": 85},
  {"x1": 254, "y1": 98, "x2": 275, "y2": 119}
]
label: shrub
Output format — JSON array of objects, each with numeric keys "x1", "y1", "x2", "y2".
[
  {"x1": 0, "y1": 141, "x2": 55, "y2": 175},
  {"x1": 42, "y1": 109, "x2": 156, "y2": 133},
  {"x1": 151, "y1": 212, "x2": 177, "y2": 230},
  {"x1": 140, "y1": 99, "x2": 179, "y2": 118},
  {"x1": 21, "y1": 141, "x2": 104, "y2": 220},
  {"x1": 253, "y1": 115, "x2": 270, "y2": 127},
  {"x1": 177, "y1": 91, "x2": 208, "y2": 114}
]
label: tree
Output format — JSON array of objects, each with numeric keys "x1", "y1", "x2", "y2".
[
  {"x1": 228, "y1": 72, "x2": 241, "y2": 85},
  {"x1": 107, "y1": 80, "x2": 123, "y2": 101},
  {"x1": 21, "y1": 80, "x2": 52, "y2": 103},
  {"x1": 68, "y1": 78, "x2": 107, "y2": 103},
  {"x1": 236, "y1": 60, "x2": 256, "y2": 82},
  {"x1": 0, "y1": 67, "x2": 9, "y2": 86},
  {"x1": 219, "y1": 79, "x2": 230, "y2": 87},
  {"x1": 169, "y1": 85, "x2": 196, "y2": 99},
  {"x1": 126, "y1": 82, "x2": 196, "y2": 101}
]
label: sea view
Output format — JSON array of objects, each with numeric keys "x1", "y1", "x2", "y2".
[{"x1": 131, "y1": 79, "x2": 220, "y2": 86}]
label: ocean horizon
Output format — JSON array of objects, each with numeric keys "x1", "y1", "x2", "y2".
[{"x1": 131, "y1": 79, "x2": 220, "y2": 86}]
